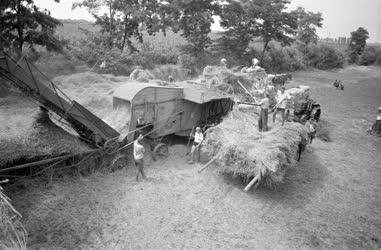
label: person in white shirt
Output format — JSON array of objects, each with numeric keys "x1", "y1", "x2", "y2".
[
  {"x1": 245, "y1": 58, "x2": 264, "y2": 73},
  {"x1": 188, "y1": 127, "x2": 204, "y2": 164},
  {"x1": 273, "y1": 87, "x2": 291, "y2": 126},
  {"x1": 133, "y1": 134, "x2": 146, "y2": 181},
  {"x1": 257, "y1": 93, "x2": 270, "y2": 132},
  {"x1": 220, "y1": 58, "x2": 227, "y2": 68},
  {"x1": 305, "y1": 119, "x2": 316, "y2": 144},
  {"x1": 368, "y1": 106, "x2": 381, "y2": 136}
]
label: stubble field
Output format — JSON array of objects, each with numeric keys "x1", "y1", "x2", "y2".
[{"x1": 5, "y1": 65, "x2": 381, "y2": 249}]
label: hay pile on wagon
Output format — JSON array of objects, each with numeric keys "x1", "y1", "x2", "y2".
[
  {"x1": 201, "y1": 66, "x2": 269, "y2": 97},
  {"x1": 0, "y1": 183, "x2": 27, "y2": 249},
  {"x1": 200, "y1": 110, "x2": 308, "y2": 189}
]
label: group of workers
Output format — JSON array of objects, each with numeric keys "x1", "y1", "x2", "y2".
[
  {"x1": 132, "y1": 57, "x2": 320, "y2": 180},
  {"x1": 133, "y1": 126, "x2": 204, "y2": 181},
  {"x1": 333, "y1": 79, "x2": 344, "y2": 90},
  {"x1": 256, "y1": 86, "x2": 291, "y2": 132}
]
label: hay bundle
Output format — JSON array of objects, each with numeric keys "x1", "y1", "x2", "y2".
[
  {"x1": 129, "y1": 69, "x2": 154, "y2": 82},
  {"x1": 200, "y1": 110, "x2": 308, "y2": 188},
  {"x1": 201, "y1": 66, "x2": 277, "y2": 105},
  {"x1": 0, "y1": 183, "x2": 27, "y2": 249}
]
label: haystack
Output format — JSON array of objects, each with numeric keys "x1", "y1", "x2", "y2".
[
  {"x1": 200, "y1": 110, "x2": 308, "y2": 188},
  {"x1": 0, "y1": 184, "x2": 27, "y2": 249},
  {"x1": 129, "y1": 69, "x2": 155, "y2": 82},
  {"x1": 202, "y1": 66, "x2": 268, "y2": 92}
]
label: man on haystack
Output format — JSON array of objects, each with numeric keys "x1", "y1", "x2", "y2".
[
  {"x1": 220, "y1": 58, "x2": 228, "y2": 68},
  {"x1": 188, "y1": 127, "x2": 204, "y2": 164},
  {"x1": 257, "y1": 93, "x2": 270, "y2": 132},
  {"x1": 273, "y1": 86, "x2": 291, "y2": 126}
]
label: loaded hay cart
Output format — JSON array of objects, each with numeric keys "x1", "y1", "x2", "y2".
[{"x1": 113, "y1": 83, "x2": 234, "y2": 160}]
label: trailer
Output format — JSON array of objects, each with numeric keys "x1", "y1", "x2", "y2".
[{"x1": 113, "y1": 83, "x2": 234, "y2": 159}]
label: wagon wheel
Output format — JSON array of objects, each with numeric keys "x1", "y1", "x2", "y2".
[
  {"x1": 153, "y1": 143, "x2": 169, "y2": 161},
  {"x1": 104, "y1": 139, "x2": 120, "y2": 155},
  {"x1": 110, "y1": 154, "x2": 127, "y2": 172}
]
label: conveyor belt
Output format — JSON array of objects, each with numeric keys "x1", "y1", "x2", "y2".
[{"x1": 0, "y1": 51, "x2": 119, "y2": 146}]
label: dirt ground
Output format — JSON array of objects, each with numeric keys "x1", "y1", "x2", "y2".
[{"x1": 6, "y1": 66, "x2": 381, "y2": 249}]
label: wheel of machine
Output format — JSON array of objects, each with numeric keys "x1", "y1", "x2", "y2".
[
  {"x1": 110, "y1": 154, "x2": 127, "y2": 172},
  {"x1": 153, "y1": 143, "x2": 169, "y2": 161},
  {"x1": 104, "y1": 139, "x2": 120, "y2": 155}
]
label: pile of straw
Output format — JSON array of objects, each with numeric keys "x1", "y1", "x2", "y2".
[
  {"x1": 200, "y1": 110, "x2": 308, "y2": 188},
  {"x1": 201, "y1": 66, "x2": 270, "y2": 96},
  {"x1": 129, "y1": 69, "x2": 155, "y2": 82},
  {"x1": 0, "y1": 183, "x2": 27, "y2": 249}
]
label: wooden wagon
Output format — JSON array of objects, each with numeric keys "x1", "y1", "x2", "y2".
[{"x1": 113, "y1": 82, "x2": 233, "y2": 159}]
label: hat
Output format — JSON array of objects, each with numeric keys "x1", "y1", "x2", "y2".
[
  {"x1": 221, "y1": 58, "x2": 227, "y2": 62},
  {"x1": 252, "y1": 58, "x2": 259, "y2": 65},
  {"x1": 196, "y1": 127, "x2": 201, "y2": 131}
]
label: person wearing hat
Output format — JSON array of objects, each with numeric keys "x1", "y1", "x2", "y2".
[
  {"x1": 273, "y1": 86, "x2": 291, "y2": 126},
  {"x1": 168, "y1": 75, "x2": 174, "y2": 82},
  {"x1": 220, "y1": 58, "x2": 228, "y2": 68},
  {"x1": 133, "y1": 133, "x2": 147, "y2": 181},
  {"x1": 257, "y1": 92, "x2": 270, "y2": 132},
  {"x1": 188, "y1": 127, "x2": 204, "y2": 164},
  {"x1": 368, "y1": 106, "x2": 381, "y2": 136},
  {"x1": 245, "y1": 57, "x2": 264, "y2": 73}
]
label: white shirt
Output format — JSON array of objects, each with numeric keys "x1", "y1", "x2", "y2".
[
  {"x1": 259, "y1": 97, "x2": 270, "y2": 109},
  {"x1": 133, "y1": 140, "x2": 145, "y2": 160},
  {"x1": 305, "y1": 121, "x2": 315, "y2": 133},
  {"x1": 276, "y1": 90, "x2": 290, "y2": 109},
  {"x1": 377, "y1": 115, "x2": 381, "y2": 121},
  {"x1": 194, "y1": 131, "x2": 204, "y2": 144}
]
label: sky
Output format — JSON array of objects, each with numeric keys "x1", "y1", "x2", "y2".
[{"x1": 34, "y1": 0, "x2": 381, "y2": 43}]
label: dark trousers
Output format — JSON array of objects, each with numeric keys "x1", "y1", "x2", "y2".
[{"x1": 258, "y1": 108, "x2": 268, "y2": 132}]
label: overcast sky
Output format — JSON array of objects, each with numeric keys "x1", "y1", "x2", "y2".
[{"x1": 35, "y1": 0, "x2": 381, "y2": 43}]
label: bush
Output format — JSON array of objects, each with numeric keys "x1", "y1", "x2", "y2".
[
  {"x1": 359, "y1": 47, "x2": 377, "y2": 65},
  {"x1": 244, "y1": 43, "x2": 305, "y2": 73},
  {"x1": 303, "y1": 44, "x2": 345, "y2": 70},
  {"x1": 376, "y1": 49, "x2": 381, "y2": 65},
  {"x1": 32, "y1": 49, "x2": 87, "y2": 78},
  {"x1": 69, "y1": 36, "x2": 179, "y2": 75},
  {"x1": 177, "y1": 51, "x2": 216, "y2": 76},
  {"x1": 263, "y1": 44, "x2": 305, "y2": 73}
]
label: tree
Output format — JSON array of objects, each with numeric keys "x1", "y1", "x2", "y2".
[
  {"x1": 73, "y1": 0, "x2": 118, "y2": 49},
  {"x1": 74, "y1": 0, "x2": 168, "y2": 52},
  {"x1": 165, "y1": 0, "x2": 219, "y2": 56},
  {"x1": 215, "y1": 0, "x2": 257, "y2": 61},
  {"x1": 255, "y1": 0, "x2": 297, "y2": 62},
  {"x1": 291, "y1": 7, "x2": 323, "y2": 46},
  {"x1": 114, "y1": 0, "x2": 166, "y2": 52},
  {"x1": 0, "y1": 0, "x2": 63, "y2": 58},
  {"x1": 217, "y1": 0, "x2": 297, "y2": 63},
  {"x1": 348, "y1": 27, "x2": 369, "y2": 63}
]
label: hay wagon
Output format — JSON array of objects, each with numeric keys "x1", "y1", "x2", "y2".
[{"x1": 113, "y1": 82, "x2": 234, "y2": 159}]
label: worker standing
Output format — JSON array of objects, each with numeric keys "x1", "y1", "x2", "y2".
[
  {"x1": 368, "y1": 106, "x2": 381, "y2": 136},
  {"x1": 220, "y1": 58, "x2": 228, "y2": 68},
  {"x1": 188, "y1": 127, "x2": 204, "y2": 164},
  {"x1": 134, "y1": 134, "x2": 146, "y2": 181},
  {"x1": 305, "y1": 119, "x2": 316, "y2": 144},
  {"x1": 273, "y1": 87, "x2": 291, "y2": 126},
  {"x1": 258, "y1": 93, "x2": 270, "y2": 132}
]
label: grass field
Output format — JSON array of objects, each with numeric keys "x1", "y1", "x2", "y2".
[{"x1": 3, "y1": 65, "x2": 381, "y2": 249}]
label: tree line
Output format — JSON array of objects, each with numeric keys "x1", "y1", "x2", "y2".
[{"x1": 0, "y1": 0, "x2": 377, "y2": 73}]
